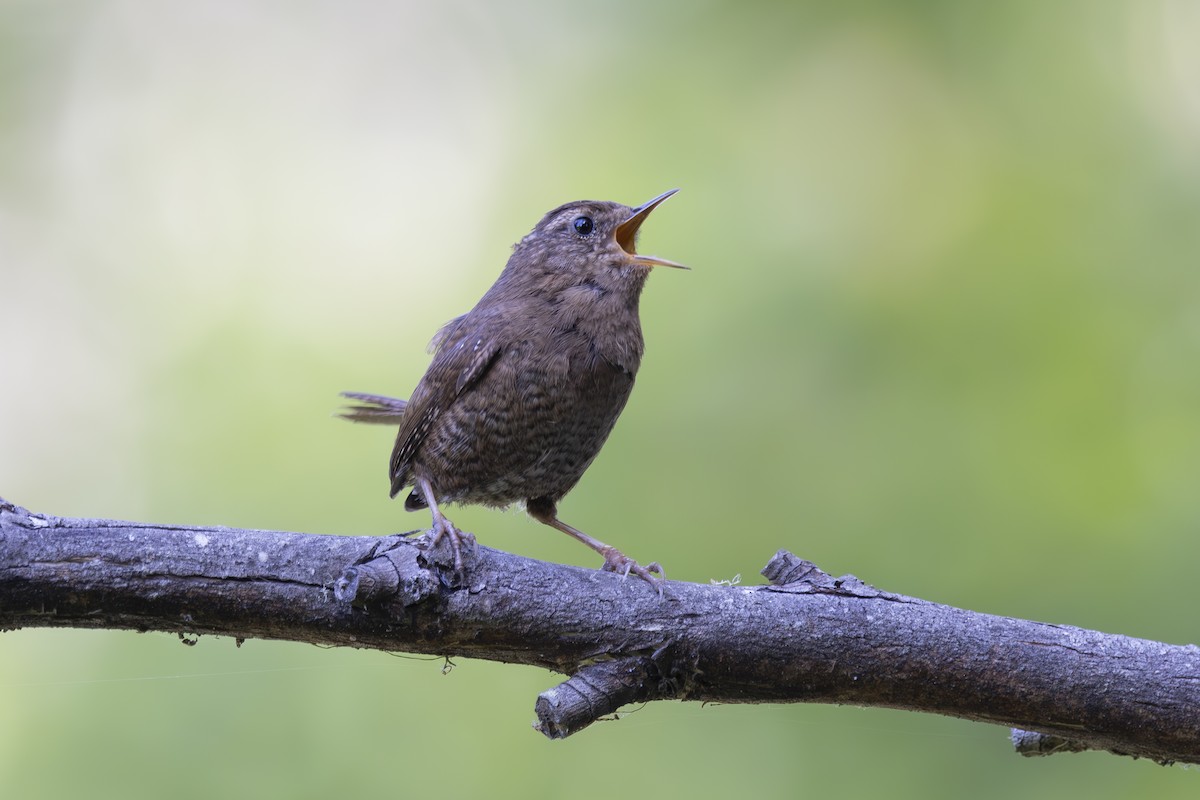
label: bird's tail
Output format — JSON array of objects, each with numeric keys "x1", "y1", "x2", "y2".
[{"x1": 336, "y1": 392, "x2": 408, "y2": 424}]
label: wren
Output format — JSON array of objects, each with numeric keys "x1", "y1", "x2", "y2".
[{"x1": 340, "y1": 189, "x2": 684, "y2": 585}]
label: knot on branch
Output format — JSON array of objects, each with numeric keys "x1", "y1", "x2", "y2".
[
  {"x1": 1011, "y1": 729, "x2": 1093, "y2": 759},
  {"x1": 761, "y1": 550, "x2": 890, "y2": 599},
  {"x1": 761, "y1": 550, "x2": 833, "y2": 587},
  {"x1": 333, "y1": 533, "x2": 475, "y2": 607},
  {"x1": 0, "y1": 498, "x2": 51, "y2": 530},
  {"x1": 534, "y1": 656, "x2": 674, "y2": 740}
]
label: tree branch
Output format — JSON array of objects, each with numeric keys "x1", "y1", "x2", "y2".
[{"x1": 2, "y1": 497, "x2": 1196, "y2": 761}]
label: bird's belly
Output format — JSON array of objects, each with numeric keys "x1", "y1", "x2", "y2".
[{"x1": 417, "y1": 351, "x2": 633, "y2": 506}]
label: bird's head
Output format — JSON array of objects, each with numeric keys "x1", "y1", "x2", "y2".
[{"x1": 504, "y1": 189, "x2": 685, "y2": 299}]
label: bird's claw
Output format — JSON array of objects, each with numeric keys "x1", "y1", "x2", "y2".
[
  {"x1": 426, "y1": 519, "x2": 475, "y2": 575},
  {"x1": 600, "y1": 548, "x2": 665, "y2": 591}
]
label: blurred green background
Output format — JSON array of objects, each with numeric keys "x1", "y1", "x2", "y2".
[{"x1": 3, "y1": 0, "x2": 1199, "y2": 796}]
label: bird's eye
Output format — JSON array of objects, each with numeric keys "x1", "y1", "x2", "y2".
[{"x1": 573, "y1": 216, "x2": 594, "y2": 236}]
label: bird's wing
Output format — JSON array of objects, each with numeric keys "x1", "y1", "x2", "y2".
[
  {"x1": 388, "y1": 314, "x2": 503, "y2": 497},
  {"x1": 336, "y1": 392, "x2": 408, "y2": 424}
]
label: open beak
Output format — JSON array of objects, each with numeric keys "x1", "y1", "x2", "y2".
[{"x1": 615, "y1": 188, "x2": 687, "y2": 269}]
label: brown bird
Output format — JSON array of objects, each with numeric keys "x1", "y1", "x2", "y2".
[{"x1": 340, "y1": 189, "x2": 683, "y2": 585}]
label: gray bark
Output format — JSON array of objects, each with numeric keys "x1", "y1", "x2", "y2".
[{"x1": 1, "y1": 497, "x2": 1196, "y2": 761}]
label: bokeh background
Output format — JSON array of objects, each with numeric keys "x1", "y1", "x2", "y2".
[{"x1": 3, "y1": 1, "x2": 1199, "y2": 797}]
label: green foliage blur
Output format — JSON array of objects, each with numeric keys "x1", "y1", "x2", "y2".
[{"x1": 3, "y1": 1, "x2": 1199, "y2": 797}]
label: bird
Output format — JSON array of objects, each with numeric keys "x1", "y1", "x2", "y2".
[{"x1": 340, "y1": 189, "x2": 684, "y2": 586}]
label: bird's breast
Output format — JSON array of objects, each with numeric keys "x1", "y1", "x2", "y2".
[{"x1": 545, "y1": 288, "x2": 645, "y2": 378}]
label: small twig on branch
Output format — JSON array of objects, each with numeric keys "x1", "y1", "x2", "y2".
[{"x1": 1, "y1": 496, "x2": 1197, "y2": 761}]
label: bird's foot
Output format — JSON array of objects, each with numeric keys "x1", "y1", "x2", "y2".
[
  {"x1": 599, "y1": 546, "x2": 665, "y2": 592},
  {"x1": 426, "y1": 517, "x2": 475, "y2": 575}
]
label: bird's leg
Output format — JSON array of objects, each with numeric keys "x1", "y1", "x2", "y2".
[
  {"x1": 526, "y1": 497, "x2": 664, "y2": 588},
  {"x1": 416, "y1": 476, "x2": 471, "y2": 574}
]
